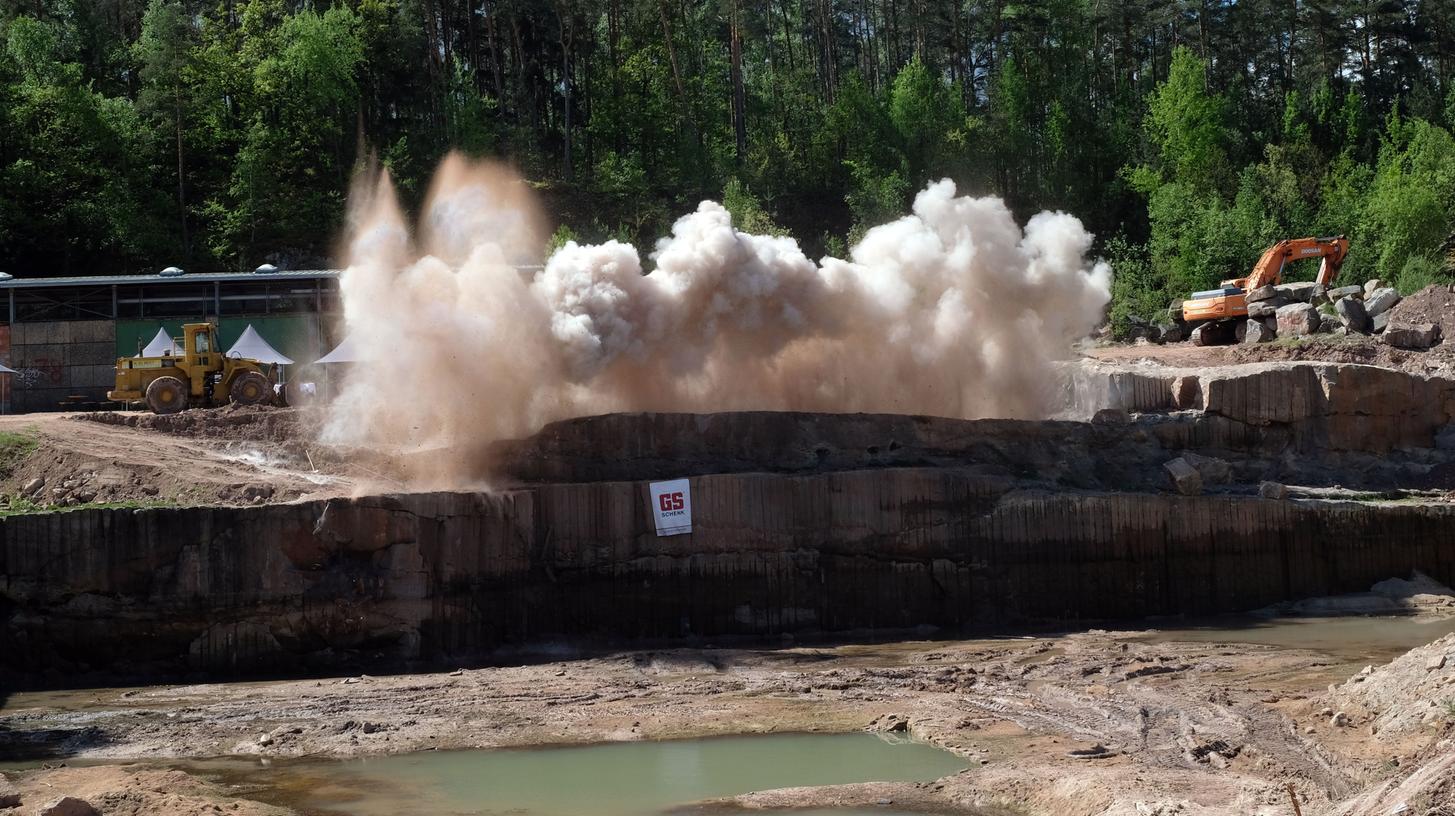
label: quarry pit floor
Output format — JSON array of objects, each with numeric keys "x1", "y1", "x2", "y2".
[{"x1": 5, "y1": 616, "x2": 1455, "y2": 816}]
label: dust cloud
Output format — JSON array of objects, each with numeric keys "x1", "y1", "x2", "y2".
[{"x1": 323, "y1": 152, "x2": 1112, "y2": 485}]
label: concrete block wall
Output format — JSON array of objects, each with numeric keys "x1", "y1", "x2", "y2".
[{"x1": 7, "y1": 320, "x2": 116, "y2": 412}]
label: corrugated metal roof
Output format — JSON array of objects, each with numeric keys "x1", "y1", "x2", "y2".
[{"x1": 0, "y1": 269, "x2": 341, "y2": 289}]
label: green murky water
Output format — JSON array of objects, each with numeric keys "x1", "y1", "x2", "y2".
[{"x1": 213, "y1": 732, "x2": 968, "y2": 816}]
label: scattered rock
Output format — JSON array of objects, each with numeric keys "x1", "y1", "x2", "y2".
[
  {"x1": 1243, "y1": 318, "x2": 1275, "y2": 343},
  {"x1": 870, "y1": 713, "x2": 910, "y2": 733},
  {"x1": 1275, "y1": 302, "x2": 1320, "y2": 337},
  {"x1": 36, "y1": 798, "x2": 99, "y2": 816},
  {"x1": 1170, "y1": 375, "x2": 1201, "y2": 410},
  {"x1": 1258, "y1": 481, "x2": 1288, "y2": 500},
  {"x1": 1092, "y1": 408, "x2": 1130, "y2": 425},
  {"x1": 1331, "y1": 711, "x2": 1349, "y2": 727},
  {"x1": 1426, "y1": 653, "x2": 1447, "y2": 672},
  {"x1": 20, "y1": 477, "x2": 43, "y2": 496},
  {"x1": 1364, "y1": 278, "x2": 1386, "y2": 297},
  {"x1": 1365, "y1": 287, "x2": 1402, "y2": 317},
  {"x1": 1163, "y1": 457, "x2": 1203, "y2": 496},
  {"x1": 257, "y1": 732, "x2": 273, "y2": 747},
  {"x1": 1372, "y1": 311, "x2": 1392, "y2": 334},
  {"x1": 1316, "y1": 314, "x2": 1340, "y2": 334},
  {"x1": 0, "y1": 773, "x2": 19, "y2": 809},
  {"x1": 1383, "y1": 322, "x2": 1442, "y2": 350},
  {"x1": 1182, "y1": 452, "x2": 1231, "y2": 485},
  {"x1": 1328, "y1": 284, "x2": 1364, "y2": 300},
  {"x1": 1335, "y1": 296, "x2": 1371, "y2": 333}
]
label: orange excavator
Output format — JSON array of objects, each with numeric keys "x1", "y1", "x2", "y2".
[{"x1": 1182, "y1": 236, "x2": 1349, "y2": 343}]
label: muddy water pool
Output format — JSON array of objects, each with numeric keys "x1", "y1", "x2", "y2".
[
  {"x1": 1141, "y1": 613, "x2": 1455, "y2": 662},
  {"x1": 194, "y1": 732, "x2": 970, "y2": 816}
]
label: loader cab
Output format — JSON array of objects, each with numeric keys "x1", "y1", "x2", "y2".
[{"x1": 180, "y1": 323, "x2": 220, "y2": 397}]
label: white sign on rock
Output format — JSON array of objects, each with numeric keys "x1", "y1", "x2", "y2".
[{"x1": 648, "y1": 479, "x2": 693, "y2": 536}]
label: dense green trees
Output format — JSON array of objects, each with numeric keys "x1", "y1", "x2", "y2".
[{"x1": 3, "y1": 0, "x2": 1455, "y2": 335}]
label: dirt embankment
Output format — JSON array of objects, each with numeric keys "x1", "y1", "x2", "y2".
[{"x1": 0, "y1": 410, "x2": 353, "y2": 510}]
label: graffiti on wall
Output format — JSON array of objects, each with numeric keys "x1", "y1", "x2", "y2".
[{"x1": 16, "y1": 358, "x2": 62, "y2": 388}]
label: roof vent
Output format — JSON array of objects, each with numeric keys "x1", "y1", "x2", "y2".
[
  {"x1": 253, "y1": 263, "x2": 279, "y2": 274},
  {"x1": 159, "y1": 266, "x2": 185, "y2": 277}
]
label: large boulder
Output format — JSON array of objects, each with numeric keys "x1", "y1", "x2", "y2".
[
  {"x1": 1162, "y1": 457, "x2": 1203, "y2": 496},
  {"x1": 1259, "y1": 481, "x2": 1289, "y2": 500},
  {"x1": 1275, "y1": 302, "x2": 1320, "y2": 337},
  {"x1": 1274, "y1": 281, "x2": 1319, "y2": 303},
  {"x1": 1335, "y1": 296, "x2": 1371, "y2": 333},
  {"x1": 1246, "y1": 300, "x2": 1279, "y2": 319},
  {"x1": 1327, "y1": 284, "x2": 1364, "y2": 300},
  {"x1": 1245, "y1": 284, "x2": 1280, "y2": 304},
  {"x1": 1181, "y1": 452, "x2": 1232, "y2": 485},
  {"x1": 1363, "y1": 278, "x2": 1386, "y2": 297},
  {"x1": 1383, "y1": 322, "x2": 1442, "y2": 350},
  {"x1": 1372, "y1": 311, "x2": 1392, "y2": 334},
  {"x1": 1243, "y1": 318, "x2": 1275, "y2": 343},
  {"x1": 1365, "y1": 286, "x2": 1402, "y2": 317}
]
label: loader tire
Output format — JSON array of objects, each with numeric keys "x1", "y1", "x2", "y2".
[
  {"x1": 229, "y1": 371, "x2": 272, "y2": 406},
  {"x1": 145, "y1": 376, "x2": 188, "y2": 415}
]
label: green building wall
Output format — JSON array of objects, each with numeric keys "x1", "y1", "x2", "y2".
[{"x1": 116, "y1": 315, "x2": 335, "y2": 372}]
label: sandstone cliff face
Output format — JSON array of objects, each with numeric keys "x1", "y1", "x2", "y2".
[
  {"x1": 1066, "y1": 361, "x2": 1455, "y2": 452},
  {"x1": 4, "y1": 472, "x2": 1453, "y2": 679}
]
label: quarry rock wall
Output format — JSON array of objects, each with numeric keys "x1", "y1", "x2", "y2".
[
  {"x1": 1062, "y1": 361, "x2": 1455, "y2": 452},
  {"x1": 4, "y1": 471, "x2": 1453, "y2": 679}
]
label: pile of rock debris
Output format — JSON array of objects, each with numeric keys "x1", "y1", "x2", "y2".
[{"x1": 1145, "y1": 280, "x2": 1447, "y2": 349}]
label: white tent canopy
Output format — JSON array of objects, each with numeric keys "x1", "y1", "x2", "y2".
[
  {"x1": 313, "y1": 334, "x2": 359, "y2": 364},
  {"x1": 227, "y1": 324, "x2": 293, "y2": 365},
  {"x1": 139, "y1": 327, "x2": 182, "y2": 357}
]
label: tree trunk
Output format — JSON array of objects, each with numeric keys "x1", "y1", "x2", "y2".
[
  {"x1": 174, "y1": 92, "x2": 189, "y2": 258},
  {"x1": 657, "y1": 0, "x2": 701, "y2": 146},
  {"x1": 560, "y1": 9, "x2": 574, "y2": 180},
  {"x1": 730, "y1": 0, "x2": 747, "y2": 165}
]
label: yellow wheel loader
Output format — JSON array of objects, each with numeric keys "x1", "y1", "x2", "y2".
[{"x1": 108, "y1": 322, "x2": 275, "y2": 414}]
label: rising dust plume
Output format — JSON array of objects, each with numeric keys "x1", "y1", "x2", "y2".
[{"x1": 324, "y1": 152, "x2": 1112, "y2": 486}]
